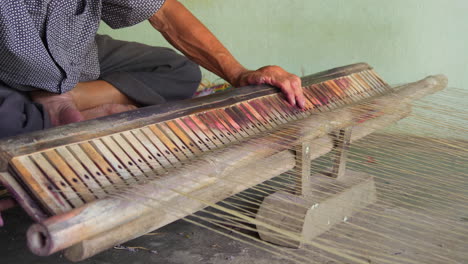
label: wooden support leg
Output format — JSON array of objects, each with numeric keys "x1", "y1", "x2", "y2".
[
  {"x1": 256, "y1": 170, "x2": 377, "y2": 248},
  {"x1": 329, "y1": 127, "x2": 352, "y2": 179},
  {"x1": 294, "y1": 140, "x2": 313, "y2": 196},
  {"x1": 257, "y1": 129, "x2": 377, "y2": 248}
]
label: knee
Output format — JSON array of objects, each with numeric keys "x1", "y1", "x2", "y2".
[
  {"x1": 183, "y1": 56, "x2": 202, "y2": 79},
  {"x1": 0, "y1": 94, "x2": 49, "y2": 139},
  {"x1": 159, "y1": 47, "x2": 202, "y2": 85},
  {"x1": 180, "y1": 59, "x2": 202, "y2": 94},
  {"x1": 0, "y1": 113, "x2": 47, "y2": 139},
  {"x1": 163, "y1": 53, "x2": 202, "y2": 99},
  {"x1": 0, "y1": 116, "x2": 29, "y2": 139}
]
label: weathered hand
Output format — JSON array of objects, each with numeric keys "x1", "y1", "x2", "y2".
[{"x1": 234, "y1": 66, "x2": 305, "y2": 109}]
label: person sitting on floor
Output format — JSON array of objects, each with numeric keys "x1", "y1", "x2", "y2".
[{"x1": 0, "y1": 0, "x2": 305, "y2": 139}]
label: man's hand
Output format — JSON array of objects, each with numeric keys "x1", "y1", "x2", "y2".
[
  {"x1": 31, "y1": 81, "x2": 138, "y2": 126},
  {"x1": 150, "y1": 0, "x2": 305, "y2": 108},
  {"x1": 234, "y1": 66, "x2": 305, "y2": 109}
]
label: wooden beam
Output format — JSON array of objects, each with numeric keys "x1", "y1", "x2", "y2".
[
  {"x1": 0, "y1": 63, "x2": 373, "y2": 172},
  {"x1": 64, "y1": 150, "x2": 296, "y2": 261},
  {"x1": 256, "y1": 170, "x2": 377, "y2": 248}
]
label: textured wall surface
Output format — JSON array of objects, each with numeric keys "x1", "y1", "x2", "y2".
[{"x1": 98, "y1": 0, "x2": 467, "y2": 138}]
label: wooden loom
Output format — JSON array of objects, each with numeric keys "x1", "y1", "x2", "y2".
[{"x1": 0, "y1": 63, "x2": 449, "y2": 262}]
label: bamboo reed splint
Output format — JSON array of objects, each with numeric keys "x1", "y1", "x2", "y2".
[{"x1": 0, "y1": 63, "x2": 460, "y2": 263}]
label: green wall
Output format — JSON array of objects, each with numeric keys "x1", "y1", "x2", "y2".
[
  {"x1": 99, "y1": 0, "x2": 467, "y2": 87},
  {"x1": 98, "y1": 0, "x2": 467, "y2": 138}
]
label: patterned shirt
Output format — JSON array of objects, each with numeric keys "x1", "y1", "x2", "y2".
[{"x1": 0, "y1": 0, "x2": 166, "y2": 93}]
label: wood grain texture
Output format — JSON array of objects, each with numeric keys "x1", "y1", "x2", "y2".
[
  {"x1": 64, "y1": 150, "x2": 296, "y2": 262},
  {"x1": 0, "y1": 172, "x2": 48, "y2": 221},
  {"x1": 0, "y1": 63, "x2": 373, "y2": 171},
  {"x1": 25, "y1": 75, "x2": 447, "y2": 257}
]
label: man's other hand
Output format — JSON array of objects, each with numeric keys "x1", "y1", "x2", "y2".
[{"x1": 235, "y1": 66, "x2": 305, "y2": 109}]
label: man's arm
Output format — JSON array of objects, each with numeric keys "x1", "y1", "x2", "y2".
[{"x1": 149, "y1": 0, "x2": 305, "y2": 108}]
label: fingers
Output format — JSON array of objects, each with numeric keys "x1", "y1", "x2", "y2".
[
  {"x1": 290, "y1": 76, "x2": 305, "y2": 109},
  {"x1": 237, "y1": 66, "x2": 305, "y2": 108},
  {"x1": 277, "y1": 74, "x2": 305, "y2": 109},
  {"x1": 280, "y1": 81, "x2": 296, "y2": 107}
]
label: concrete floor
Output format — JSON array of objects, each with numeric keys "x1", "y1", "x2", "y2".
[{"x1": 1, "y1": 134, "x2": 467, "y2": 264}]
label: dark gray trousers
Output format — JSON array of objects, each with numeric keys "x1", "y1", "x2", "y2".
[{"x1": 0, "y1": 35, "x2": 201, "y2": 139}]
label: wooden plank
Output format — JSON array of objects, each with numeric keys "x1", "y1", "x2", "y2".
[
  {"x1": 207, "y1": 110, "x2": 243, "y2": 141},
  {"x1": 43, "y1": 150, "x2": 96, "y2": 202},
  {"x1": 10, "y1": 156, "x2": 72, "y2": 214},
  {"x1": 235, "y1": 104, "x2": 269, "y2": 132},
  {"x1": 165, "y1": 120, "x2": 203, "y2": 155},
  {"x1": 173, "y1": 118, "x2": 212, "y2": 152},
  {"x1": 180, "y1": 116, "x2": 218, "y2": 149},
  {"x1": 188, "y1": 115, "x2": 224, "y2": 146},
  {"x1": 131, "y1": 129, "x2": 173, "y2": 169},
  {"x1": 78, "y1": 142, "x2": 125, "y2": 189},
  {"x1": 0, "y1": 171, "x2": 48, "y2": 221},
  {"x1": 148, "y1": 125, "x2": 188, "y2": 162},
  {"x1": 201, "y1": 111, "x2": 238, "y2": 142},
  {"x1": 241, "y1": 102, "x2": 275, "y2": 130},
  {"x1": 29, "y1": 153, "x2": 84, "y2": 208},
  {"x1": 100, "y1": 136, "x2": 147, "y2": 182},
  {"x1": 224, "y1": 107, "x2": 260, "y2": 135},
  {"x1": 55, "y1": 146, "x2": 107, "y2": 199},
  {"x1": 156, "y1": 123, "x2": 195, "y2": 159},
  {"x1": 141, "y1": 127, "x2": 180, "y2": 167},
  {"x1": 120, "y1": 131, "x2": 166, "y2": 175},
  {"x1": 196, "y1": 113, "x2": 232, "y2": 145},
  {"x1": 111, "y1": 134, "x2": 158, "y2": 178},
  {"x1": 213, "y1": 109, "x2": 250, "y2": 138},
  {"x1": 90, "y1": 140, "x2": 138, "y2": 185}
]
